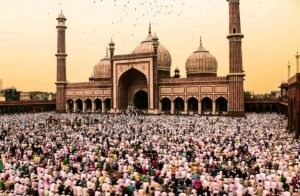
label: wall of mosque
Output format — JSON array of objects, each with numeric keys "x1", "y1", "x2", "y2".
[{"x1": 159, "y1": 84, "x2": 229, "y2": 114}]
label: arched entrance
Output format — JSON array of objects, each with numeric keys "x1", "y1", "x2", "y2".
[
  {"x1": 66, "y1": 99, "x2": 74, "y2": 112},
  {"x1": 265, "y1": 105, "x2": 271, "y2": 113},
  {"x1": 85, "y1": 99, "x2": 92, "y2": 112},
  {"x1": 134, "y1": 90, "x2": 148, "y2": 110},
  {"x1": 118, "y1": 68, "x2": 148, "y2": 111},
  {"x1": 104, "y1": 98, "x2": 111, "y2": 112},
  {"x1": 216, "y1": 97, "x2": 228, "y2": 113},
  {"x1": 75, "y1": 99, "x2": 83, "y2": 112},
  {"x1": 201, "y1": 97, "x2": 212, "y2": 113},
  {"x1": 188, "y1": 97, "x2": 198, "y2": 113},
  {"x1": 258, "y1": 105, "x2": 263, "y2": 113},
  {"x1": 252, "y1": 105, "x2": 257, "y2": 113},
  {"x1": 272, "y1": 105, "x2": 278, "y2": 113},
  {"x1": 174, "y1": 97, "x2": 184, "y2": 114},
  {"x1": 161, "y1": 98, "x2": 171, "y2": 113},
  {"x1": 95, "y1": 98, "x2": 102, "y2": 112}
]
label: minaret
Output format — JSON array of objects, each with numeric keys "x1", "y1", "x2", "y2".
[
  {"x1": 55, "y1": 11, "x2": 67, "y2": 113},
  {"x1": 109, "y1": 39, "x2": 115, "y2": 111},
  {"x1": 152, "y1": 33, "x2": 159, "y2": 113},
  {"x1": 296, "y1": 51, "x2": 299, "y2": 73},
  {"x1": 288, "y1": 61, "x2": 291, "y2": 78},
  {"x1": 227, "y1": 0, "x2": 245, "y2": 116}
]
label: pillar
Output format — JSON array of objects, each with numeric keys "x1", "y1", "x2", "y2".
[
  {"x1": 171, "y1": 101, "x2": 175, "y2": 114},
  {"x1": 184, "y1": 101, "x2": 188, "y2": 114},
  {"x1": 102, "y1": 101, "x2": 106, "y2": 113},
  {"x1": 159, "y1": 101, "x2": 162, "y2": 113},
  {"x1": 213, "y1": 101, "x2": 216, "y2": 114},
  {"x1": 83, "y1": 102, "x2": 86, "y2": 113},
  {"x1": 92, "y1": 101, "x2": 95, "y2": 112},
  {"x1": 73, "y1": 102, "x2": 77, "y2": 113},
  {"x1": 65, "y1": 103, "x2": 69, "y2": 112},
  {"x1": 198, "y1": 101, "x2": 202, "y2": 114}
]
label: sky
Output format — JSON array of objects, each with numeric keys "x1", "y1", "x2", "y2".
[{"x1": 0, "y1": 0, "x2": 299, "y2": 94}]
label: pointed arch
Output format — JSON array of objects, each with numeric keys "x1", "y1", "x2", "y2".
[
  {"x1": 75, "y1": 99, "x2": 83, "y2": 112},
  {"x1": 104, "y1": 98, "x2": 111, "y2": 112},
  {"x1": 94, "y1": 98, "x2": 102, "y2": 112},
  {"x1": 174, "y1": 97, "x2": 184, "y2": 114},
  {"x1": 66, "y1": 99, "x2": 74, "y2": 112},
  {"x1": 201, "y1": 97, "x2": 213, "y2": 113},
  {"x1": 84, "y1": 98, "x2": 92, "y2": 112},
  {"x1": 161, "y1": 97, "x2": 171, "y2": 113},
  {"x1": 216, "y1": 97, "x2": 228, "y2": 113},
  {"x1": 188, "y1": 97, "x2": 198, "y2": 113}
]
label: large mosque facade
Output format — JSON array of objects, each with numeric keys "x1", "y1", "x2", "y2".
[{"x1": 56, "y1": 0, "x2": 245, "y2": 116}]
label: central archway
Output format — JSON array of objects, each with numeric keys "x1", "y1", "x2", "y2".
[
  {"x1": 134, "y1": 90, "x2": 148, "y2": 110},
  {"x1": 118, "y1": 68, "x2": 148, "y2": 110}
]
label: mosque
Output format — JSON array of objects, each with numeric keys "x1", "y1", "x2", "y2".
[{"x1": 55, "y1": 0, "x2": 245, "y2": 116}]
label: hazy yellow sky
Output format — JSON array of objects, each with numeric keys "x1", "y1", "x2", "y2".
[{"x1": 0, "y1": 0, "x2": 299, "y2": 93}]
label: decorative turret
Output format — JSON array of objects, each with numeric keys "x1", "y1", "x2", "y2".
[
  {"x1": 288, "y1": 61, "x2": 291, "y2": 79},
  {"x1": 296, "y1": 51, "x2": 299, "y2": 73},
  {"x1": 174, "y1": 67, "x2": 180, "y2": 78}
]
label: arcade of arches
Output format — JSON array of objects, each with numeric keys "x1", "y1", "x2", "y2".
[
  {"x1": 160, "y1": 96, "x2": 228, "y2": 114},
  {"x1": 66, "y1": 98, "x2": 111, "y2": 113}
]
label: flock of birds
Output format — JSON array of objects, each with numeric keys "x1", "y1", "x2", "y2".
[
  {"x1": 91, "y1": 0, "x2": 192, "y2": 26},
  {"x1": 56, "y1": 0, "x2": 202, "y2": 41}
]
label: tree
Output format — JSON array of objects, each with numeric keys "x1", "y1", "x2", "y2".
[
  {"x1": 244, "y1": 91, "x2": 252, "y2": 99},
  {"x1": 2, "y1": 88, "x2": 20, "y2": 101}
]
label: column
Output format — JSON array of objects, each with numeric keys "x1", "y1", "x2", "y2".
[
  {"x1": 184, "y1": 101, "x2": 188, "y2": 114},
  {"x1": 73, "y1": 102, "x2": 77, "y2": 113},
  {"x1": 92, "y1": 101, "x2": 95, "y2": 112},
  {"x1": 198, "y1": 101, "x2": 202, "y2": 114},
  {"x1": 171, "y1": 101, "x2": 175, "y2": 114},
  {"x1": 159, "y1": 101, "x2": 162, "y2": 113},
  {"x1": 102, "y1": 101, "x2": 106, "y2": 113},
  {"x1": 65, "y1": 103, "x2": 69, "y2": 112},
  {"x1": 83, "y1": 102, "x2": 86, "y2": 113},
  {"x1": 212, "y1": 101, "x2": 216, "y2": 114}
]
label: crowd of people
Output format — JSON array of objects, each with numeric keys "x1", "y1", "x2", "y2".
[{"x1": 0, "y1": 112, "x2": 299, "y2": 196}]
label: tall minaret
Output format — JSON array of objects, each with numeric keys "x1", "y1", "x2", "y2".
[
  {"x1": 288, "y1": 61, "x2": 291, "y2": 78},
  {"x1": 109, "y1": 39, "x2": 115, "y2": 111},
  {"x1": 296, "y1": 51, "x2": 299, "y2": 73},
  {"x1": 227, "y1": 0, "x2": 245, "y2": 116},
  {"x1": 55, "y1": 11, "x2": 67, "y2": 113}
]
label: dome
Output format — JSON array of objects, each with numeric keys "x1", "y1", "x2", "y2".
[
  {"x1": 93, "y1": 49, "x2": 111, "y2": 79},
  {"x1": 185, "y1": 38, "x2": 218, "y2": 77},
  {"x1": 132, "y1": 25, "x2": 171, "y2": 72}
]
